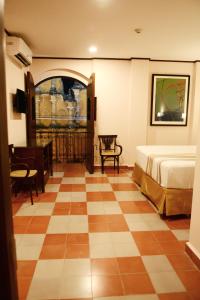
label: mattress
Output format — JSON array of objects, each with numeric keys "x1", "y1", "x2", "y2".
[{"x1": 135, "y1": 145, "x2": 196, "y2": 189}]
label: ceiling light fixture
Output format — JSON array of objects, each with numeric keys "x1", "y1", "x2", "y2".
[
  {"x1": 134, "y1": 28, "x2": 142, "y2": 34},
  {"x1": 89, "y1": 46, "x2": 97, "y2": 53}
]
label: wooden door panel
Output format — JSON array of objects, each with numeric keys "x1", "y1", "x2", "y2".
[
  {"x1": 86, "y1": 73, "x2": 96, "y2": 173},
  {"x1": 26, "y1": 71, "x2": 36, "y2": 146}
]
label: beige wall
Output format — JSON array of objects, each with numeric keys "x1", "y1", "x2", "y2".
[
  {"x1": 5, "y1": 54, "x2": 27, "y2": 146},
  {"x1": 93, "y1": 59, "x2": 130, "y2": 165},
  {"x1": 187, "y1": 135, "x2": 200, "y2": 262},
  {"x1": 30, "y1": 59, "x2": 92, "y2": 85},
  {"x1": 30, "y1": 58, "x2": 199, "y2": 166},
  {"x1": 190, "y1": 62, "x2": 200, "y2": 144},
  {"x1": 126, "y1": 59, "x2": 150, "y2": 165},
  {"x1": 186, "y1": 62, "x2": 200, "y2": 263}
]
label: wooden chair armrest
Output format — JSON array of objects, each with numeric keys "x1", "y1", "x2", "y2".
[
  {"x1": 116, "y1": 144, "x2": 123, "y2": 155},
  {"x1": 12, "y1": 156, "x2": 36, "y2": 169},
  {"x1": 11, "y1": 163, "x2": 30, "y2": 177}
]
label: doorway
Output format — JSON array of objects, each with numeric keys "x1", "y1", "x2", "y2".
[{"x1": 35, "y1": 76, "x2": 87, "y2": 163}]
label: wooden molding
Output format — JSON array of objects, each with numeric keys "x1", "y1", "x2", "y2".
[
  {"x1": 32, "y1": 56, "x2": 199, "y2": 63},
  {"x1": 185, "y1": 242, "x2": 200, "y2": 270}
]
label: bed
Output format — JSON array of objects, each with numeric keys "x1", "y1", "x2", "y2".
[{"x1": 134, "y1": 145, "x2": 196, "y2": 216}]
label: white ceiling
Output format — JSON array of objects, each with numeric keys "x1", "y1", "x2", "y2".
[{"x1": 4, "y1": 0, "x2": 200, "y2": 60}]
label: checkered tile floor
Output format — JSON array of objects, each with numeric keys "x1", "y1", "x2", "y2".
[{"x1": 12, "y1": 163, "x2": 200, "y2": 300}]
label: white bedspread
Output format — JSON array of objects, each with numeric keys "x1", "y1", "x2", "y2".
[{"x1": 135, "y1": 145, "x2": 196, "y2": 189}]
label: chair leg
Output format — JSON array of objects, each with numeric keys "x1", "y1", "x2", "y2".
[
  {"x1": 101, "y1": 157, "x2": 104, "y2": 174},
  {"x1": 12, "y1": 182, "x2": 18, "y2": 197},
  {"x1": 114, "y1": 157, "x2": 116, "y2": 170},
  {"x1": 30, "y1": 186, "x2": 33, "y2": 205},
  {"x1": 35, "y1": 176, "x2": 38, "y2": 197},
  {"x1": 117, "y1": 157, "x2": 119, "y2": 173}
]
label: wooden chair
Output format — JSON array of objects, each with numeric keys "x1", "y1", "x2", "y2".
[
  {"x1": 98, "y1": 135, "x2": 123, "y2": 173},
  {"x1": 9, "y1": 145, "x2": 38, "y2": 205}
]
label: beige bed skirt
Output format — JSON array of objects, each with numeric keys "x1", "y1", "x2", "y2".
[{"x1": 133, "y1": 163, "x2": 192, "y2": 216}]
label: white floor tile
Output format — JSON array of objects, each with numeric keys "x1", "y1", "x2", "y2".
[
  {"x1": 56, "y1": 192, "x2": 71, "y2": 202},
  {"x1": 16, "y1": 234, "x2": 45, "y2": 260},
  {"x1": 16, "y1": 202, "x2": 54, "y2": 216},
  {"x1": 142, "y1": 255, "x2": 174, "y2": 273},
  {"x1": 51, "y1": 172, "x2": 64, "y2": 178},
  {"x1": 47, "y1": 215, "x2": 88, "y2": 233},
  {"x1": 87, "y1": 202, "x2": 105, "y2": 215},
  {"x1": 61, "y1": 177, "x2": 86, "y2": 184},
  {"x1": 113, "y1": 242, "x2": 140, "y2": 257},
  {"x1": 27, "y1": 260, "x2": 64, "y2": 299},
  {"x1": 85, "y1": 171, "x2": 106, "y2": 177},
  {"x1": 125, "y1": 214, "x2": 169, "y2": 231},
  {"x1": 110, "y1": 232, "x2": 133, "y2": 244},
  {"x1": 47, "y1": 216, "x2": 69, "y2": 233},
  {"x1": 90, "y1": 243, "x2": 115, "y2": 258},
  {"x1": 89, "y1": 233, "x2": 111, "y2": 245},
  {"x1": 108, "y1": 177, "x2": 134, "y2": 183},
  {"x1": 27, "y1": 278, "x2": 61, "y2": 299},
  {"x1": 56, "y1": 191, "x2": 86, "y2": 202},
  {"x1": 71, "y1": 191, "x2": 87, "y2": 202},
  {"x1": 59, "y1": 275, "x2": 92, "y2": 298},
  {"x1": 124, "y1": 214, "x2": 150, "y2": 231},
  {"x1": 142, "y1": 214, "x2": 169, "y2": 231},
  {"x1": 103, "y1": 201, "x2": 122, "y2": 214},
  {"x1": 67, "y1": 215, "x2": 88, "y2": 233},
  {"x1": 149, "y1": 271, "x2": 186, "y2": 293},
  {"x1": 45, "y1": 184, "x2": 60, "y2": 192},
  {"x1": 32, "y1": 259, "x2": 64, "y2": 278},
  {"x1": 115, "y1": 191, "x2": 147, "y2": 201},
  {"x1": 86, "y1": 183, "x2": 112, "y2": 192},
  {"x1": 63, "y1": 259, "x2": 91, "y2": 275},
  {"x1": 172, "y1": 229, "x2": 190, "y2": 241}
]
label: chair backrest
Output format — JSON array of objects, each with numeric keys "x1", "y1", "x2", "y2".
[
  {"x1": 98, "y1": 135, "x2": 117, "y2": 151},
  {"x1": 8, "y1": 144, "x2": 36, "y2": 170}
]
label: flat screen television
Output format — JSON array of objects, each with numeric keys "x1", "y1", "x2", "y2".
[{"x1": 15, "y1": 88, "x2": 27, "y2": 113}]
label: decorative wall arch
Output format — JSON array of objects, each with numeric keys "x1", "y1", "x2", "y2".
[{"x1": 34, "y1": 68, "x2": 89, "y2": 86}]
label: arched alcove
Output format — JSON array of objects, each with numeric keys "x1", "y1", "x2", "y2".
[
  {"x1": 35, "y1": 76, "x2": 87, "y2": 129},
  {"x1": 35, "y1": 73, "x2": 88, "y2": 162},
  {"x1": 31, "y1": 69, "x2": 95, "y2": 172},
  {"x1": 34, "y1": 68, "x2": 89, "y2": 86}
]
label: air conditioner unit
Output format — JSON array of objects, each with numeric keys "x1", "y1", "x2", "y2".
[{"x1": 6, "y1": 36, "x2": 32, "y2": 66}]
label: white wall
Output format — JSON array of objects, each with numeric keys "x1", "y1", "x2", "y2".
[
  {"x1": 187, "y1": 112, "x2": 200, "y2": 262},
  {"x1": 5, "y1": 55, "x2": 27, "y2": 146},
  {"x1": 93, "y1": 59, "x2": 130, "y2": 165},
  {"x1": 30, "y1": 58, "x2": 198, "y2": 166},
  {"x1": 126, "y1": 59, "x2": 150, "y2": 165},
  {"x1": 30, "y1": 59, "x2": 92, "y2": 84},
  {"x1": 190, "y1": 62, "x2": 200, "y2": 144}
]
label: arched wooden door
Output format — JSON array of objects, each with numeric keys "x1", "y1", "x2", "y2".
[
  {"x1": 26, "y1": 71, "x2": 36, "y2": 146},
  {"x1": 86, "y1": 73, "x2": 96, "y2": 173}
]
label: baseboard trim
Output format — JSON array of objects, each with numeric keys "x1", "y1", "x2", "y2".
[{"x1": 185, "y1": 242, "x2": 200, "y2": 270}]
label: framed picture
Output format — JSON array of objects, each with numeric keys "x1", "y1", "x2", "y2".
[{"x1": 150, "y1": 74, "x2": 190, "y2": 126}]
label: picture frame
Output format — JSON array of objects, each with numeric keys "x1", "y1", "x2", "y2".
[{"x1": 150, "y1": 74, "x2": 190, "y2": 126}]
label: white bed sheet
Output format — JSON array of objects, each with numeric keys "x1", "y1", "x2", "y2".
[{"x1": 135, "y1": 145, "x2": 196, "y2": 189}]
